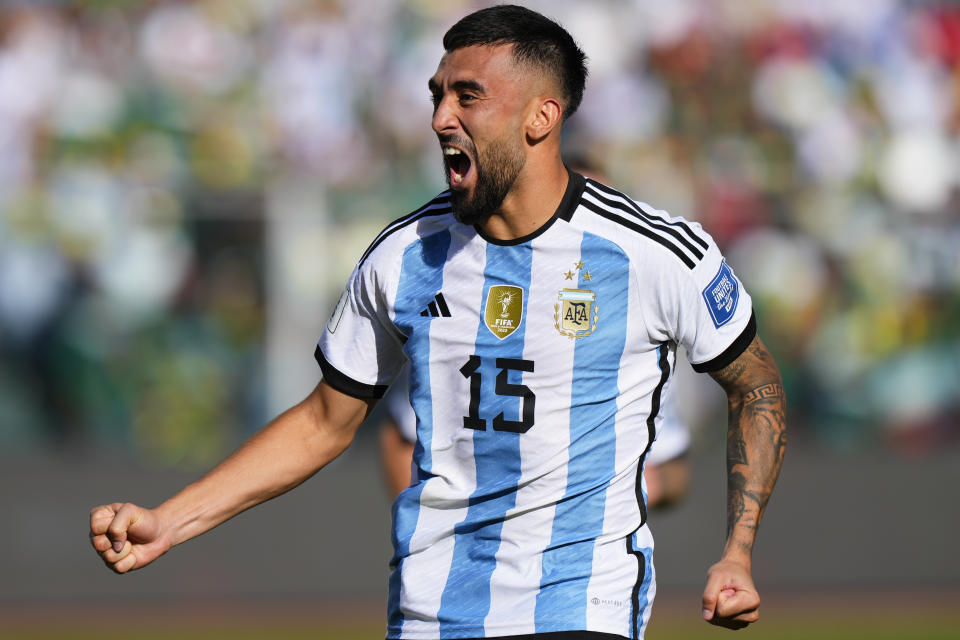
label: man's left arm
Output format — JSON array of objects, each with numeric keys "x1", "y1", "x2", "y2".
[{"x1": 701, "y1": 334, "x2": 786, "y2": 629}]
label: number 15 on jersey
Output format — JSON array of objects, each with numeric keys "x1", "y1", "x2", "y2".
[{"x1": 459, "y1": 355, "x2": 535, "y2": 434}]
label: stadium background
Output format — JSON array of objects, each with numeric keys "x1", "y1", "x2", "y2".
[{"x1": 0, "y1": 0, "x2": 957, "y2": 637}]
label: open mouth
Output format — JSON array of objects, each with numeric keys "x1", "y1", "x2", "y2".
[{"x1": 443, "y1": 146, "x2": 473, "y2": 187}]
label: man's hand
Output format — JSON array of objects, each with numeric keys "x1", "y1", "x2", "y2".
[
  {"x1": 89, "y1": 503, "x2": 171, "y2": 574},
  {"x1": 701, "y1": 558, "x2": 760, "y2": 629},
  {"x1": 701, "y1": 334, "x2": 785, "y2": 630},
  {"x1": 87, "y1": 382, "x2": 375, "y2": 576}
]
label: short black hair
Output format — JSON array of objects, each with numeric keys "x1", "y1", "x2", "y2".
[{"x1": 443, "y1": 4, "x2": 588, "y2": 121}]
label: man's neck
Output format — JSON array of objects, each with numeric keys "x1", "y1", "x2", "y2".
[{"x1": 478, "y1": 159, "x2": 569, "y2": 241}]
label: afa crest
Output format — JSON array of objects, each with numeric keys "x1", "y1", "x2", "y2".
[
  {"x1": 554, "y1": 259, "x2": 599, "y2": 339},
  {"x1": 555, "y1": 288, "x2": 598, "y2": 339},
  {"x1": 484, "y1": 285, "x2": 524, "y2": 339}
]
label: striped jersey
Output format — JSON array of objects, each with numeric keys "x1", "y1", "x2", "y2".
[
  {"x1": 385, "y1": 366, "x2": 689, "y2": 466},
  {"x1": 316, "y1": 171, "x2": 755, "y2": 639}
]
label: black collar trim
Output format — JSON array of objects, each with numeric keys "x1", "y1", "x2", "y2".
[{"x1": 475, "y1": 169, "x2": 586, "y2": 246}]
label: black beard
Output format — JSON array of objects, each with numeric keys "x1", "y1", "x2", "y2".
[{"x1": 448, "y1": 136, "x2": 524, "y2": 226}]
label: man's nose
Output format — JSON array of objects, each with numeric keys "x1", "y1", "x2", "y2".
[{"x1": 432, "y1": 95, "x2": 458, "y2": 134}]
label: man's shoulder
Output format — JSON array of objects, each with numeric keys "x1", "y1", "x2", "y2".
[
  {"x1": 356, "y1": 191, "x2": 456, "y2": 270},
  {"x1": 575, "y1": 177, "x2": 714, "y2": 273}
]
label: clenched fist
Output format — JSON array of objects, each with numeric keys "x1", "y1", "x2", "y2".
[{"x1": 89, "y1": 503, "x2": 171, "y2": 574}]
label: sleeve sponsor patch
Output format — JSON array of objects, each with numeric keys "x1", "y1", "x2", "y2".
[{"x1": 702, "y1": 261, "x2": 739, "y2": 328}]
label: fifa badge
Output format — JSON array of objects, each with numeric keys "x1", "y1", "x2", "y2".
[{"x1": 484, "y1": 285, "x2": 524, "y2": 339}]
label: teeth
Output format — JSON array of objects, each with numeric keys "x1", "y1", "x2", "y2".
[
  {"x1": 453, "y1": 172, "x2": 463, "y2": 183},
  {"x1": 443, "y1": 147, "x2": 462, "y2": 156}
]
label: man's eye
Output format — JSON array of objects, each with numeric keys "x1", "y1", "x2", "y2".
[
  {"x1": 430, "y1": 93, "x2": 441, "y2": 108},
  {"x1": 459, "y1": 94, "x2": 476, "y2": 105}
]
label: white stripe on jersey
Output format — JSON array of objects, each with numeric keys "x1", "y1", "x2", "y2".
[{"x1": 482, "y1": 233, "x2": 577, "y2": 636}]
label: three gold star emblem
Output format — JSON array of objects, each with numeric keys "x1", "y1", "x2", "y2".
[{"x1": 563, "y1": 261, "x2": 590, "y2": 281}]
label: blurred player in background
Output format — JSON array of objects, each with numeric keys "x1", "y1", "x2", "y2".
[
  {"x1": 380, "y1": 357, "x2": 690, "y2": 509},
  {"x1": 91, "y1": 6, "x2": 785, "y2": 639}
]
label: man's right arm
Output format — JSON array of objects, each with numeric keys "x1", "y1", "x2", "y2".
[
  {"x1": 89, "y1": 381, "x2": 375, "y2": 574},
  {"x1": 700, "y1": 335, "x2": 786, "y2": 628}
]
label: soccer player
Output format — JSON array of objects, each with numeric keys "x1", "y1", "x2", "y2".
[{"x1": 90, "y1": 6, "x2": 786, "y2": 639}]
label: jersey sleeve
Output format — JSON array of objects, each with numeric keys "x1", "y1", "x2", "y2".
[
  {"x1": 648, "y1": 228, "x2": 756, "y2": 373},
  {"x1": 315, "y1": 260, "x2": 407, "y2": 399}
]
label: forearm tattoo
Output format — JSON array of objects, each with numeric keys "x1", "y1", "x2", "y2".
[
  {"x1": 743, "y1": 383, "x2": 783, "y2": 405},
  {"x1": 710, "y1": 338, "x2": 787, "y2": 553}
]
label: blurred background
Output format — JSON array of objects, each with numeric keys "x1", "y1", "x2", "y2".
[{"x1": 1, "y1": 0, "x2": 958, "y2": 637}]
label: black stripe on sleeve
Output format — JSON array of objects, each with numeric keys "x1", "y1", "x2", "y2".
[
  {"x1": 584, "y1": 184, "x2": 704, "y2": 260},
  {"x1": 586, "y1": 178, "x2": 709, "y2": 250},
  {"x1": 314, "y1": 345, "x2": 388, "y2": 399},
  {"x1": 691, "y1": 309, "x2": 757, "y2": 373},
  {"x1": 580, "y1": 198, "x2": 696, "y2": 269},
  {"x1": 357, "y1": 194, "x2": 451, "y2": 269}
]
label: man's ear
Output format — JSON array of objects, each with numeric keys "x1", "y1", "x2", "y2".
[{"x1": 526, "y1": 97, "x2": 563, "y2": 144}]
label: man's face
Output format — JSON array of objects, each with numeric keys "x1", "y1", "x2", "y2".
[{"x1": 428, "y1": 45, "x2": 530, "y2": 225}]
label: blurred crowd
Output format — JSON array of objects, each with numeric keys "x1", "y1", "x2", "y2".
[{"x1": 0, "y1": 0, "x2": 958, "y2": 464}]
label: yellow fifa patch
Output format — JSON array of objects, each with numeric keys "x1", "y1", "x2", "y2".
[{"x1": 484, "y1": 285, "x2": 524, "y2": 340}]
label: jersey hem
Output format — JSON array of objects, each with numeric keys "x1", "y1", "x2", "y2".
[
  {"x1": 386, "y1": 625, "x2": 629, "y2": 639},
  {"x1": 315, "y1": 345, "x2": 388, "y2": 399},
  {"x1": 690, "y1": 309, "x2": 756, "y2": 373}
]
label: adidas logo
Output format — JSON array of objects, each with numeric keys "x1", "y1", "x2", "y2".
[{"x1": 420, "y1": 292, "x2": 451, "y2": 317}]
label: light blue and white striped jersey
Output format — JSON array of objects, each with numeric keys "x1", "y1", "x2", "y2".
[
  {"x1": 316, "y1": 172, "x2": 755, "y2": 639},
  {"x1": 386, "y1": 365, "x2": 688, "y2": 467}
]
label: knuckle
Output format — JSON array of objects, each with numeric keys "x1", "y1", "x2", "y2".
[
  {"x1": 90, "y1": 512, "x2": 112, "y2": 534},
  {"x1": 90, "y1": 504, "x2": 114, "y2": 517},
  {"x1": 109, "y1": 555, "x2": 131, "y2": 573},
  {"x1": 118, "y1": 554, "x2": 136, "y2": 573},
  {"x1": 104, "y1": 551, "x2": 119, "y2": 564}
]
